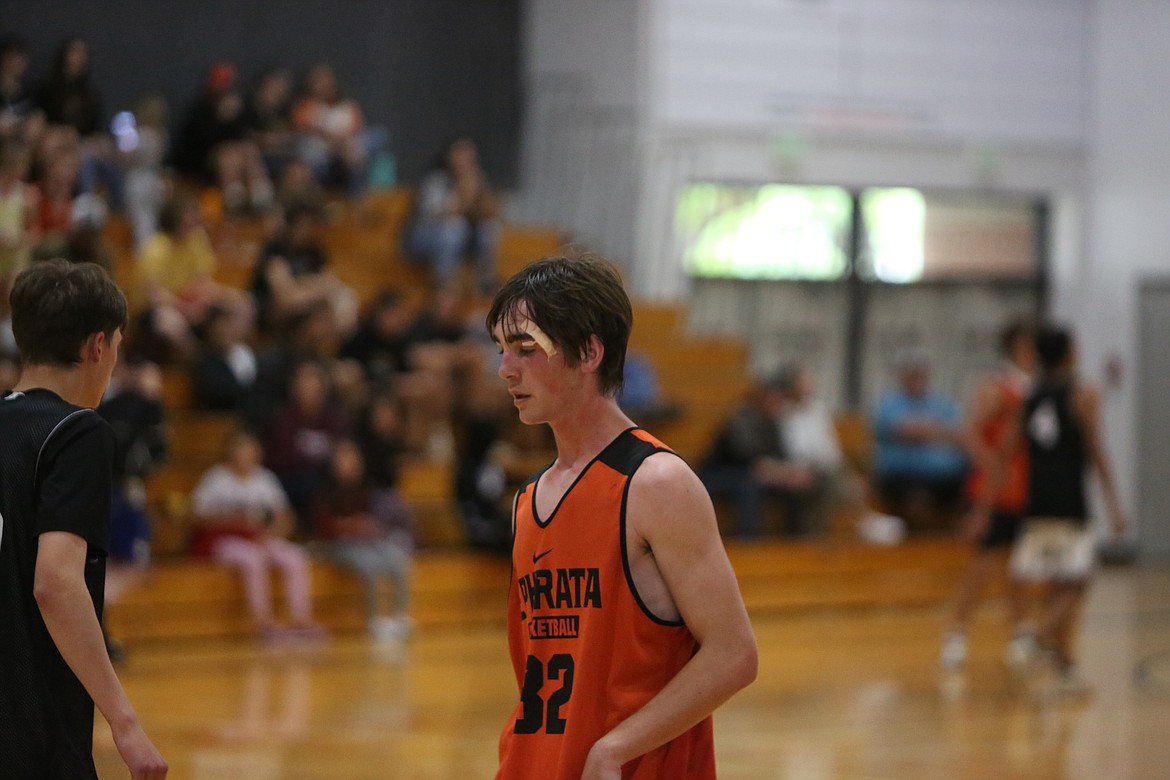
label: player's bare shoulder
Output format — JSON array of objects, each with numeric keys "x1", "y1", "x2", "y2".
[{"x1": 626, "y1": 451, "x2": 717, "y2": 543}]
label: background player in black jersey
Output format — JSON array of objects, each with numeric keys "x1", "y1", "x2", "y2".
[
  {"x1": 978, "y1": 324, "x2": 1127, "y2": 693},
  {"x1": 0, "y1": 260, "x2": 167, "y2": 778}
]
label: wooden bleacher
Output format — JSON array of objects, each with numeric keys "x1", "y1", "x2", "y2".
[{"x1": 105, "y1": 538, "x2": 977, "y2": 644}]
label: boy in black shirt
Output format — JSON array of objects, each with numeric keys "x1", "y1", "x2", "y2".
[
  {"x1": 0, "y1": 260, "x2": 167, "y2": 778},
  {"x1": 1012, "y1": 326, "x2": 1128, "y2": 691},
  {"x1": 975, "y1": 325, "x2": 1127, "y2": 693}
]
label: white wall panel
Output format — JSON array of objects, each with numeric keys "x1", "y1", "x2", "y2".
[{"x1": 654, "y1": 0, "x2": 1090, "y2": 145}]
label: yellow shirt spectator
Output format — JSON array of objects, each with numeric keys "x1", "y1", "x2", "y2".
[{"x1": 136, "y1": 227, "x2": 217, "y2": 305}]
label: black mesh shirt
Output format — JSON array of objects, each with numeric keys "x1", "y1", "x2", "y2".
[
  {"x1": 0, "y1": 388, "x2": 114, "y2": 779},
  {"x1": 1023, "y1": 379, "x2": 1088, "y2": 523}
]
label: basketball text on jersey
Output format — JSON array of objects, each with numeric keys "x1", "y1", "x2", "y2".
[{"x1": 516, "y1": 565, "x2": 603, "y2": 639}]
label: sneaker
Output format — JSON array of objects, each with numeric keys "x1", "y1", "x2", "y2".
[
  {"x1": 371, "y1": 615, "x2": 414, "y2": 642},
  {"x1": 1004, "y1": 632, "x2": 1038, "y2": 671},
  {"x1": 940, "y1": 631, "x2": 968, "y2": 670},
  {"x1": 858, "y1": 513, "x2": 906, "y2": 546}
]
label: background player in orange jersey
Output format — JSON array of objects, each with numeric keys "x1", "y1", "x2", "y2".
[
  {"x1": 487, "y1": 254, "x2": 758, "y2": 780},
  {"x1": 940, "y1": 319, "x2": 1037, "y2": 671}
]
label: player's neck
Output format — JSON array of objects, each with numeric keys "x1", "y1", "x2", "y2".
[
  {"x1": 548, "y1": 395, "x2": 634, "y2": 470},
  {"x1": 14, "y1": 364, "x2": 102, "y2": 409}
]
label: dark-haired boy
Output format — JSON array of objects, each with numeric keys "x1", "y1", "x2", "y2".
[
  {"x1": 1014, "y1": 326, "x2": 1127, "y2": 691},
  {"x1": 488, "y1": 255, "x2": 757, "y2": 779},
  {"x1": 977, "y1": 324, "x2": 1127, "y2": 693},
  {"x1": 0, "y1": 260, "x2": 167, "y2": 778}
]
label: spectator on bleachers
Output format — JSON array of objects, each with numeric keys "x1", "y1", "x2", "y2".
[
  {"x1": 338, "y1": 290, "x2": 453, "y2": 453},
  {"x1": 617, "y1": 349, "x2": 682, "y2": 427},
  {"x1": 30, "y1": 150, "x2": 78, "y2": 259},
  {"x1": 245, "y1": 300, "x2": 344, "y2": 431},
  {"x1": 191, "y1": 429, "x2": 323, "y2": 640},
  {"x1": 313, "y1": 438, "x2": 413, "y2": 642},
  {"x1": 29, "y1": 120, "x2": 75, "y2": 180},
  {"x1": 172, "y1": 62, "x2": 273, "y2": 214},
  {"x1": 120, "y1": 94, "x2": 170, "y2": 247},
  {"x1": 250, "y1": 202, "x2": 356, "y2": 335},
  {"x1": 243, "y1": 68, "x2": 295, "y2": 181},
  {"x1": 404, "y1": 138, "x2": 499, "y2": 292},
  {"x1": 340, "y1": 290, "x2": 415, "y2": 384},
  {"x1": 35, "y1": 37, "x2": 122, "y2": 207},
  {"x1": 453, "y1": 364, "x2": 513, "y2": 553},
  {"x1": 0, "y1": 37, "x2": 43, "y2": 144},
  {"x1": 409, "y1": 287, "x2": 486, "y2": 456},
  {"x1": 264, "y1": 359, "x2": 350, "y2": 533},
  {"x1": 871, "y1": 348, "x2": 968, "y2": 533},
  {"x1": 134, "y1": 193, "x2": 250, "y2": 361},
  {"x1": 409, "y1": 286, "x2": 473, "y2": 345},
  {"x1": 357, "y1": 390, "x2": 409, "y2": 496},
  {"x1": 412, "y1": 288, "x2": 490, "y2": 385},
  {"x1": 699, "y1": 372, "x2": 820, "y2": 538},
  {"x1": 36, "y1": 37, "x2": 101, "y2": 142},
  {"x1": 292, "y1": 63, "x2": 380, "y2": 197},
  {"x1": 60, "y1": 192, "x2": 112, "y2": 272},
  {"x1": 0, "y1": 138, "x2": 36, "y2": 293},
  {"x1": 774, "y1": 361, "x2": 904, "y2": 541},
  {"x1": 276, "y1": 158, "x2": 326, "y2": 215},
  {"x1": 99, "y1": 359, "x2": 168, "y2": 486},
  {"x1": 192, "y1": 303, "x2": 258, "y2": 413},
  {"x1": 97, "y1": 358, "x2": 167, "y2": 660}
]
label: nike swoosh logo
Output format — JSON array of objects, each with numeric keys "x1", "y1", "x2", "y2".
[{"x1": 532, "y1": 548, "x2": 554, "y2": 564}]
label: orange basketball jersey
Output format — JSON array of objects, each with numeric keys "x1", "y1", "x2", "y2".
[
  {"x1": 967, "y1": 374, "x2": 1030, "y2": 513},
  {"x1": 496, "y1": 428, "x2": 716, "y2": 780}
]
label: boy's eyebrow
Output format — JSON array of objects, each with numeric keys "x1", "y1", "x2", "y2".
[
  {"x1": 490, "y1": 331, "x2": 532, "y2": 346},
  {"x1": 495, "y1": 322, "x2": 557, "y2": 357}
]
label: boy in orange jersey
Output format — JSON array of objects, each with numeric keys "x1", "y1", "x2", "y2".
[
  {"x1": 487, "y1": 254, "x2": 758, "y2": 780},
  {"x1": 941, "y1": 319, "x2": 1037, "y2": 670}
]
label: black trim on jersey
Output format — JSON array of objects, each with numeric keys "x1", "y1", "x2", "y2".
[
  {"x1": 616, "y1": 434, "x2": 686, "y2": 627},
  {"x1": 528, "y1": 427, "x2": 638, "y2": 528},
  {"x1": 34, "y1": 408, "x2": 95, "y2": 486}
]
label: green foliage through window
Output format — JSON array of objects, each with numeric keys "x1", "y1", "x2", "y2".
[{"x1": 677, "y1": 184, "x2": 851, "y2": 280}]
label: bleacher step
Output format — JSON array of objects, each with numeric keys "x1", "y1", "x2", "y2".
[{"x1": 105, "y1": 540, "x2": 976, "y2": 645}]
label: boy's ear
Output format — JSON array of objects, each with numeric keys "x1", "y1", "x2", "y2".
[
  {"x1": 581, "y1": 334, "x2": 605, "y2": 373},
  {"x1": 82, "y1": 331, "x2": 109, "y2": 364},
  {"x1": 80, "y1": 332, "x2": 101, "y2": 363}
]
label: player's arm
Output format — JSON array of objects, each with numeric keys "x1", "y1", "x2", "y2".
[
  {"x1": 963, "y1": 378, "x2": 1001, "y2": 476},
  {"x1": 967, "y1": 400, "x2": 1024, "y2": 532},
  {"x1": 1073, "y1": 385, "x2": 1128, "y2": 535},
  {"x1": 34, "y1": 532, "x2": 168, "y2": 779},
  {"x1": 583, "y1": 455, "x2": 758, "y2": 778},
  {"x1": 959, "y1": 379, "x2": 1004, "y2": 538}
]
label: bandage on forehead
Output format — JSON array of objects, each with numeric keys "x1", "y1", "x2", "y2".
[{"x1": 517, "y1": 317, "x2": 557, "y2": 357}]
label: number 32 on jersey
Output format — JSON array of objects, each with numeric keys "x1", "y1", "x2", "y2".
[{"x1": 514, "y1": 653, "x2": 575, "y2": 734}]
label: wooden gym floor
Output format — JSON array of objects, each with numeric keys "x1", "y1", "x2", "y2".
[{"x1": 93, "y1": 551, "x2": 1170, "y2": 780}]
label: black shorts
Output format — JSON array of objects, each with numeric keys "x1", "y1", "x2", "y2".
[{"x1": 979, "y1": 512, "x2": 1023, "y2": 550}]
